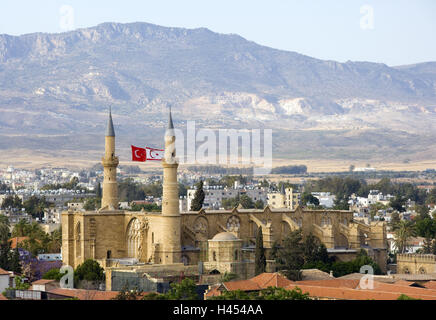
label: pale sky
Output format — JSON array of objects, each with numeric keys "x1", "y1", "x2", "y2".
[{"x1": 0, "y1": 0, "x2": 435, "y2": 66}]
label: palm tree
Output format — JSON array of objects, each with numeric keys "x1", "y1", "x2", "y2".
[
  {"x1": 0, "y1": 215, "x2": 10, "y2": 241},
  {"x1": 394, "y1": 220, "x2": 417, "y2": 253}
]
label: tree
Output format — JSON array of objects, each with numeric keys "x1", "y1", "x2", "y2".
[
  {"x1": 255, "y1": 227, "x2": 266, "y2": 275},
  {"x1": 301, "y1": 193, "x2": 319, "y2": 206},
  {"x1": 275, "y1": 230, "x2": 304, "y2": 281},
  {"x1": 208, "y1": 287, "x2": 310, "y2": 300},
  {"x1": 303, "y1": 233, "x2": 330, "y2": 265},
  {"x1": 394, "y1": 220, "x2": 417, "y2": 253},
  {"x1": 1, "y1": 195, "x2": 22, "y2": 209},
  {"x1": 42, "y1": 268, "x2": 65, "y2": 281},
  {"x1": 190, "y1": 181, "x2": 205, "y2": 211},
  {"x1": 95, "y1": 182, "x2": 102, "y2": 198},
  {"x1": 239, "y1": 195, "x2": 255, "y2": 209},
  {"x1": 390, "y1": 196, "x2": 406, "y2": 213},
  {"x1": 74, "y1": 259, "x2": 105, "y2": 287},
  {"x1": 164, "y1": 278, "x2": 198, "y2": 300},
  {"x1": 389, "y1": 211, "x2": 401, "y2": 230},
  {"x1": 259, "y1": 286, "x2": 310, "y2": 300},
  {"x1": 397, "y1": 294, "x2": 420, "y2": 300},
  {"x1": 112, "y1": 286, "x2": 142, "y2": 300},
  {"x1": 221, "y1": 272, "x2": 238, "y2": 282},
  {"x1": 0, "y1": 215, "x2": 10, "y2": 242},
  {"x1": 415, "y1": 218, "x2": 436, "y2": 239},
  {"x1": 254, "y1": 200, "x2": 264, "y2": 209}
]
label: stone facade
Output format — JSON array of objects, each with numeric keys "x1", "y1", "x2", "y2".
[
  {"x1": 61, "y1": 109, "x2": 388, "y2": 288},
  {"x1": 397, "y1": 254, "x2": 436, "y2": 274}
]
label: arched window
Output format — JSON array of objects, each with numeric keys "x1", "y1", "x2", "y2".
[
  {"x1": 213, "y1": 251, "x2": 217, "y2": 261},
  {"x1": 234, "y1": 250, "x2": 238, "y2": 261},
  {"x1": 126, "y1": 218, "x2": 142, "y2": 259}
]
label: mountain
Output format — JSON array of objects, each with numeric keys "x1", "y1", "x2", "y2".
[{"x1": 0, "y1": 22, "x2": 435, "y2": 166}]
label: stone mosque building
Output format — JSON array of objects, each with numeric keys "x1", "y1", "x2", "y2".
[{"x1": 61, "y1": 110, "x2": 387, "y2": 291}]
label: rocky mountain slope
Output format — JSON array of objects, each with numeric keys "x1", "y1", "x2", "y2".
[{"x1": 0, "y1": 22, "x2": 435, "y2": 164}]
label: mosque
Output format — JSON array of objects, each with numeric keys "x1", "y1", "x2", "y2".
[{"x1": 61, "y1": 109, "x2": 387, "y2": 291}]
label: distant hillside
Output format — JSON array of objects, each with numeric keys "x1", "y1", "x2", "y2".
[{"x1": 0, "y1": 22, "x2": 435, "y2": 165}]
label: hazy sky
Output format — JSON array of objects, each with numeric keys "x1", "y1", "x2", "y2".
[{"x1": 0, "y1": 0, "x2": 434, "y2": 66}]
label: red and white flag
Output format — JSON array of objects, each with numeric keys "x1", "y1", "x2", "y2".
[
  {"x1": 131, "y1": 145, "x2": 147, "y2": 162},
  {"x1": 131, "y1": 145, "x2": 164, "y2": 162},
  {"x1": 146, "y1": 147, "x2": 164, "y2": 161}
]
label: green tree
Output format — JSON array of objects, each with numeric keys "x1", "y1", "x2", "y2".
[
  {"x1": 74, "y1": 259, "x2": 105, "y2": 287},
  {"x1": 0, "y1": 215, "x2": 10, "y2": 242},
  {"x1": 255, "y1": 227, "x2": 266, "y2": 275},
  {"x1": 164, "y1": 278, "x2": 198, "y2": 300},
  {"x1": 1, "y1": 195, "x2": 22, "y2": 209},
  {"x1": 416, "y1": 218, "x2": 436, "y2": 238},
  {"x1": 301, "y1": 193, "x2": 320, "y2": 206},
  {"x1": 254, "y1": 200, "x2": 264, "y2": 209},
  {"x1": 303, "y1": 233, "x2": 330, "y2": 265},
  {"x1": 239, "y1": 195, "x2": 255, "y2": 209},
  {"x1": 221, "y1": 196, "x2": 240, "y2": 209},
  {"x1": 397, "y1": 294, "x2": 420, "y2": 300},
  {"x1": 42, "y1": 268, "x2": 65, "y2": 281},
  {"x1": 221, "y1": 272, "x2": 238, "y2": 282},
  {"x1": 275, "y1": 230, "x2": 304, "y2": 280},
  {"x1": 190, "y1": 181, "x2": 205, "y2": 211},
  {"x1": 389, "y1": 211, "x2": 401, "y2": 230},
  {"x1": 390, "y1": 196, "x2": 406, "y2": 213},
  {"x1": 14, "y1": 276, "x2": 30, "y2": 290},
  {"x1": 112, "y1": 286, "x2": 142, "y2": 300},
  {"x1": 394, "y1": 220, "x2": 417, "y2": 253},
  {"x1": 259, "y1": 286, "x2": 310, "y2": 300}
]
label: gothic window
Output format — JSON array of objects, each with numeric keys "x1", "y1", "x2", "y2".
[
  {"x1": 194, "y1": 216, "x2": 208, "y2": 234},
  {"x1": 213, "y1": 251, "x2": 217, "y2": 261},
  {"x1": 226, "y1": 215, "x2": 241, "y2": 232},
  {"x1": 75, "y1": 222, "x2": 81, "y2": 259},
  {"x1": 127, "y1": 218, "x2": 142, "y2": 259}
]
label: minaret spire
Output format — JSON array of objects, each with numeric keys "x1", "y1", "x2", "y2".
[
  {"x1": 106, "y1": 106, "x2": 115, "y2": 137},
  {"x1": 159, "y1": 105, "x2": 181, "y2": 264},
  {"x1": 168, "y1": 105, "x2": 174, "y2": 130},
  {"x1": 101, "y1": 107, "x2": 119, "y2": 210}
]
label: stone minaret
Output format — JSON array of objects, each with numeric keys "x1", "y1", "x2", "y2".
[
  {"x1": 101, "y1": 108, "x2": 119, "y2": 210},
  {"x1": 159, "y1": 107, "x2": 181, "y2": 263}
]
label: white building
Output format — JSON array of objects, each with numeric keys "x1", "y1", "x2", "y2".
[
  {"x1": 311, "y1": 192, "x2": 336, "y2": 208},
  {"x1": 0, "y1": 268, "x2": 15, "y2": 293},
  {"x1": 187, "y1": 186, "x2": 268, "y2": 210}
]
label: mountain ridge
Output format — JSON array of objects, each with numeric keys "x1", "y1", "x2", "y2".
[{"x1": 0, "y1": 21, "x2": 435, "y2": 164}]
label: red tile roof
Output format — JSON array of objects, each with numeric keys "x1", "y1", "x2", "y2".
[
  {"x1": 48, "y1": 288, "x2": 120, "y2": 300},
  {"x1": 8, "y1": 237, "x2": 30, "y2": 249},
  {"x1": 32, "y1": 279, "x2": 56, "y2": 285},
  {"x1": 0, "y1": 268, "x2": 10, "y2": 275},
  {"x1": 424, "y1": 281, "x2": 436, "y2": 290},
  {"x1": 250, "y1": 273, "x2": 294, "y2": 288},
  {"x1": 206, "y1": 272, "x2": 436, "y2": 300}
]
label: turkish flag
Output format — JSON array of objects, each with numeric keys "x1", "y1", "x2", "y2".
[
  {"x1": 131, "y1": 145, "x2": 147, "y2": 162},
  {"x1": 146, "y1": 147, "x2": 164, "y2": 161}
]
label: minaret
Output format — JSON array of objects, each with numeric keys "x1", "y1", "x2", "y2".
[
  {"x1": 101, "y1": 108, "x2": 119, "y2": 210},
  {"x1": 159, "y1": 106, "x2": 181, "y2": 264}
]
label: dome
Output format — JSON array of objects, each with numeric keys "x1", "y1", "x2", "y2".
[{"x1": 211, "y1": 232, "x2": 239, "y2": 241}]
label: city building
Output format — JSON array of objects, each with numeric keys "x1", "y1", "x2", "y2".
[
  {"x1": 61, "y1": 109, "x2": 387, "y2": 292},
  {"x1": 267, "y1": 186, "x2": 301, "y2": 210}
]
